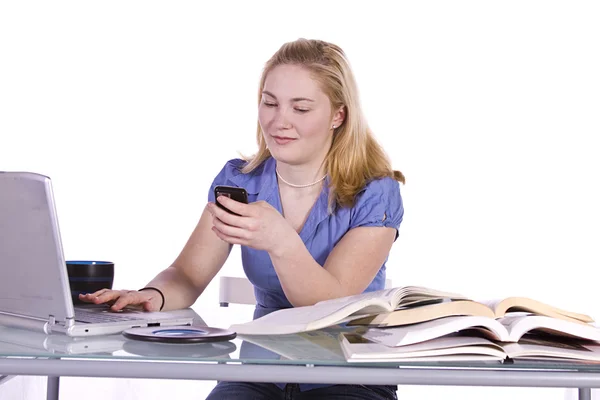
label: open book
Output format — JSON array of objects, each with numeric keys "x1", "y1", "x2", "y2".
[
  {"x1": 361, "y1": 314, "x2": 600, "y2": 347},
  {"x1": 229, "y1": 285, "x2": 594, "y2": 336},
  {"x1": 229, "y1": 286, "x2": 467, "y2": 335},
  {"x1": 339, "y1": 332, "x2": 600, "y2": 363},
  {"x1": 348, "y1": 297, "x2": 594, "y2": 328}
]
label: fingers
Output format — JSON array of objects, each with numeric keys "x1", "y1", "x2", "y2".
[
  {"x1": 111, "y1": 290, "x2": 157, "y2": 312},
  {"x1": 78, "y1": 290, "x2": 158, "y2": 312},
  {"x1": 78, "y1": 289, "x2": 121, "y2": 305},
  {"x1": 142, "y1": 301, "x2": 156, "y2": 312},
  {"x1": 211, "y1": 225, "x2": 247, "y2": 246},
  {"x1": 214, "y1": 196, "x2": 252, "y2": 218},
  {"x1": 210, "y1": 200, "x2": 243, "y2": 226},
  {"x1": 79, "y1": 288, "x2": 111, "y2": 298},
  {"x1": 212, "y1": 215, "x2": 249, "y2": 239}
]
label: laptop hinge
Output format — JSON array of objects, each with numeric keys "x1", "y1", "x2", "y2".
[
  {"x1": 49, "y1": 315, "x2": 74, "y2": 328},
  {"x1": 0, "y1": 310, "x2": 50, "y2": 334}
]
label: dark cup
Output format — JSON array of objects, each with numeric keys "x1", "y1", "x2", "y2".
[{"x1": 66, "y1": 261, "x2": 115, "y2": 305}]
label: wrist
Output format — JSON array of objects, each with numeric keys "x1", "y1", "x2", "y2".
[
  {"x1": 138, "y1": 286, "x2": 165, "y2": 311},
  {"x1": 269, "y1": 232, "x2": 303, "y2": 259}
]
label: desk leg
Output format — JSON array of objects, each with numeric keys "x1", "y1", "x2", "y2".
[
  {"x1": 578, "y1": 388, "x2": 591, "y2": 400},
  {"x1": 0, "y1": 375, "x2": 16, "y2": 386},
  {"x1": 47, "y1": 377, "x2": 60, "y2": 400}
]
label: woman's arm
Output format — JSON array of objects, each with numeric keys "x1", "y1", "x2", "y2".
[
  {"x1": 269, "y1": 226, "x2": 396, "y2": 307},
  {"x1": 87, "y1": 206, "x2": 232, "y2": 311},
  {"x1": 208, "y1": 196, "x2": 397, "y2": 307},
  {"x1": 143, "y1": 206, "x2": 232, "y2": 310}
]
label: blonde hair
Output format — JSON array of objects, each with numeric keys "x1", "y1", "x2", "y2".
[{"x1": 242, "y1": 38, "x2": 405, "y2": 208}]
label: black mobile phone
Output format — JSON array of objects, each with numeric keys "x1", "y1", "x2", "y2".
[{"x1": 213, "y1": 185, "x2": 248, "y2": 216}]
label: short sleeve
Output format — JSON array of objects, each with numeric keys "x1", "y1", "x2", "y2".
[
  {"x1": 349, "y1": 177, "x2": 404, "y2": 239},
  {"x1": 207, "y1": 158, "x2": 248, "y2": 202}
]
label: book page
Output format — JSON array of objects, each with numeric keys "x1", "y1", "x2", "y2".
[
  {"x1": 229, "y1": 296, "x2": 393, "y2": 335},
  {"x1": 480, "y1": 297, "x2": 594, "y2": 323},
  {"x1": 348, "y1": 300, "x2": 496, "y2": 327},
  {"x1": 478, "y1": 299, "x2": 503, "y2": 312},
  {"x1": 229, "y1": 286, "x2": 471, "y2": 335},
  {"x1": 314, "y1": 287, "x2": 401, "y2": 309},
  {"x1": 502, "y1": 339, "x2": 600, "y2": 361},
  {"x1": 393, "y1": 286, "x2": 469, "y2": 308},
  {"x1": 341, "y1": 333, "x2": 506, "y2": 359},
  {"x1": 362, "y1": 316, "x2": 509, "y2": 347},
  {"x1": 498, "y1": 315, "x2": 600, "y2": 342},
  {"x1": 315, "y1": 286, "x2": 469, "y2": 311},
  {"x1": 340, "y1": 333, "x2": 506, "y2": 362}
]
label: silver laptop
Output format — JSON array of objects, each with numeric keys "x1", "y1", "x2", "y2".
[{"x1": 0, "y1": 171, "x2": 194, "y2": 336}]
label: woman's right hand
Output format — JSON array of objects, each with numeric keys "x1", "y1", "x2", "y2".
[{"x1": 78, "y1": 289, "x2": 162, "y2": 312}]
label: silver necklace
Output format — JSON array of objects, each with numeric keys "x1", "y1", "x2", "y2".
[{"x1": 276, "y1": 168, "x2": 327, "y2": 188}]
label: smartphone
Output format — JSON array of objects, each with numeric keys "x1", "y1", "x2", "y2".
[{"x1": 213, "y1": 185, "x2": 248, "y2": 216}]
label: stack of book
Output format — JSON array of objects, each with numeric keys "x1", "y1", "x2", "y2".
[{"x1": 231, "y1": 286, "x2": 600, "y2": 363}]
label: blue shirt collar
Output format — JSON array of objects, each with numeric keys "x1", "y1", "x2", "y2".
[{"x1": 238, "y1": 157, "x2": 330, "y2": 241}]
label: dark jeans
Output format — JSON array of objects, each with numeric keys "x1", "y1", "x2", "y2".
[{"x1": 206, "y1": 382, "x2": 398, "y2": 399}]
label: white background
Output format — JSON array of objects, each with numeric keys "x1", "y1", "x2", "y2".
[{"x1": 1, "y1": 1, "x2": 599, "y2": 399}]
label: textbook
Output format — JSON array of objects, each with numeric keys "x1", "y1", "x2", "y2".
[
  {"x1": 229, "y1": 286, "x2": 467, "y2": 335},
  {"x1": 361, "y1": 314, "x2": 600, "y2": 347},
  {"x1": 348, "y1": 297, "x2": 594, "y2": 328},
  {"x1": 338, "y1": 332, "x2": 600, "y2": 363},
  {"x1": 229, "y1": 285, "x2": 594, "y2": 336}
]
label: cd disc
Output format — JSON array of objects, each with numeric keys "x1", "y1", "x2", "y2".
[
  {"x1": 122, "y1": 325, "x2": 237, "y2": 344},
  {"x1": 123, "y1": 339, "x2": 237, "y2": 358}
]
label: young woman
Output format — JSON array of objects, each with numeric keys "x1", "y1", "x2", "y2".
[{"x1": 81, "y1": 38, "x2": 404, "y2": 399}]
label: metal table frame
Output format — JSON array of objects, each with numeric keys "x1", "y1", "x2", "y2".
[{"x1": 0, "y1": 357, "x2": 595, "y2": 400}]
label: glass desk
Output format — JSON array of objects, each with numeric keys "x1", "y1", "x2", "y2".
[{"x1": 1, "y1": 306, "x2": 599, "y2": 400}]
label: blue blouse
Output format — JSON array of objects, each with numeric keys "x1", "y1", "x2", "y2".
[
  {"x1": 208, "y1": 156, "x2": 403, "y2": 390},
  {"x1": 208, "y1": 156, "x2": 403, "y2": 310}
]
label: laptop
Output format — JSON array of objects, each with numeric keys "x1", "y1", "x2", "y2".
[{"x1": 0, "y1": 171, "x2": 194, "y2": 336}]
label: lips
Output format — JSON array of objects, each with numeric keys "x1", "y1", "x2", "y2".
[{"x1": 272, "y1": 136, "x2": 296, "y2": 145}]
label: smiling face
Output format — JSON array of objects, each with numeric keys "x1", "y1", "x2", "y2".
[{"x1": 258, "y1": 64, "x2": 340, "y2": 167}]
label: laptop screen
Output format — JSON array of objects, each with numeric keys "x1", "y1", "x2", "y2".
[{"x1": 0, "y1": 172, "x2": 74, "y2": 323}]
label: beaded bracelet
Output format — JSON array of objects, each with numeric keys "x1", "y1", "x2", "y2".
[{"x1": 138, "y1": 287, "x2": 165, "y2": 311}]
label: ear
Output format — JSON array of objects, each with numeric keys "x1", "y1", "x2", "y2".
[{"x1": 331, "y1": 106, "x2": 346, "y2": 130}]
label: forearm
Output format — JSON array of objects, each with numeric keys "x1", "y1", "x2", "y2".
[
  {"x1": 144, "y1": 266, "x2": 203, "y2": 311},
  {"x1": 269, "y1": 236, "x2": 345, "y2": 307}
]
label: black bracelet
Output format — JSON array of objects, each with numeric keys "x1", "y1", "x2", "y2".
[{"x1": 139, "y1": 287, "x2": 165, "y2": 311}]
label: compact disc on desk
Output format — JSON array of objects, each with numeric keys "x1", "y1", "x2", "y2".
[
  {"x1": 123, "y1": 339, "x2": 237, "y2": 358},
  {"x1": 122, "y1": 325, "x2": 236, "y2": 344}
]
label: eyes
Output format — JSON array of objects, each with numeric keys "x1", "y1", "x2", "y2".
[{"x1": 262, "y1": 100, "x2": 310, "y2": 114}]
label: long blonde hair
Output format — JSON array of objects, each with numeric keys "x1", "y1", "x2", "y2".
[{"x1": 242, "y1": 38, "x2": 405, "y2": 208}]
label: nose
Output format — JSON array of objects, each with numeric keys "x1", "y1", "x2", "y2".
[{"x1": 273, "y1": 106, "x2": 292, "y2": 130}]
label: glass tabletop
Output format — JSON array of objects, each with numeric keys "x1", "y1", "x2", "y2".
[{"x1": 2, "y1": 305, "x2": 600, "y2": 372}]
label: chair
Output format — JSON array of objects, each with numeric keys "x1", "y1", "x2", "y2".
[
  {"x1": 219, "y1": 276, "x2": 257, "y2": 307},
  {"x1": 218, "y1": 276, "x2": 393, "y2": 306}
]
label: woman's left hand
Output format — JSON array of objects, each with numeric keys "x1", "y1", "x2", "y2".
[{"x1": 208, "y1": 196, "x2": 297, "y2": 254}]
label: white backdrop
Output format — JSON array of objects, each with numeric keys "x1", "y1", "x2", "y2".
[{"x1": 1, "y1": 1, "x2": 599, "y2": 399}]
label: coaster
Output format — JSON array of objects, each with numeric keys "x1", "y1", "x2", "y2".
[{"x1": 122, "y1": 325, "x2": 236, "y2": 344}]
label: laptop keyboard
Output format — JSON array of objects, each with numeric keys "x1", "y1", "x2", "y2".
[{"x1": 74, "y1": 308, "x2": 148, "y2": 324}]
